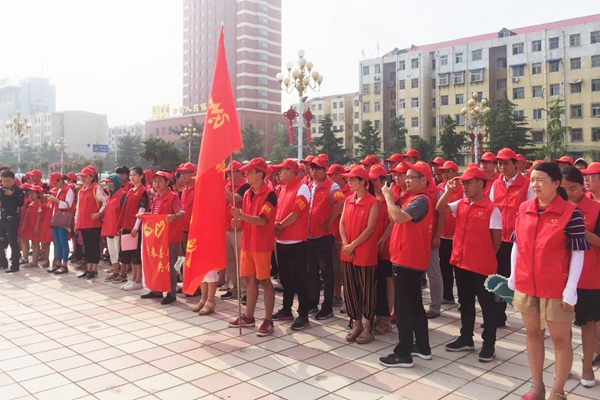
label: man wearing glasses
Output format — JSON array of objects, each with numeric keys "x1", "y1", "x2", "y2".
[{"x1": 582, "y1": 163, "x2": 600, "y2": 201}]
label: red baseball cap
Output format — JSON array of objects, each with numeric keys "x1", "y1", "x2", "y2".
[
  {"x1": 326, "y1": 164, "x2": 346, "y2": 176},
  {"x1": 358, "y1": 154, "x2": 381, "y2": 166},
  {"x1": 67, "y1": 172, "x2": 78, "y2": 182},
  {"x1": 581, "y1": 162, "x2": 600, "y2": 175},
  {"x1": 553, "y1": 156, "x2": 575, "y2": 166},
  {"x1": 49, "y1": 172, "x2": 63, "y2": 186},
  {"x1": 309, "y1": 155, "x2": 328, "y2": 169},
  {"x1": 390, "y1": 162, "x2": 410, "y2": 174},
  {"x1": 299, "y1": 155, "x2": 315, "y2": 165},
  {"x1": 28, "y1": 185, "x2": 44, "y2": 194},
  {"x1": 153, "y1": 171, "x2": 172, "y2": 181},
  {"x1": 385, "y1": 153, "x2": 404, "y2": 164},
  {"x1": 368, "y1": 164, "x2": 388, "y2": 180},
  {"x1": 430, "y1": 156, "x2": 445, "y2": 166},
  {"x1": 227, "y1": 161, "x2": 244, "y2": 171},
  {"x1": 298, "y1": 163, "x2": 306, "y2": 171},
  {"x1": 402, "y1": 149, "x2": 421, "y2": 160},
  {"x1": 457, "y1": 163, "x2": 487, "y2": 181},
  {"x1": 496, "y1": 148, "x2": 518, "y2": 161},
  {"x1": 480, "y1": 152, "x2": 496, "y2": 162},
  {"x1": 80, "y1": 167, "x2": 95, "y2": 176},
  {"x1": 274, "y1": 158, "x2": 300, "y2": 172},
  {"x1": 24, "y1": 171, "x2": 32, "y2": 179},
  {"x1": 342, "y1": 165, "x2": 370, "y2": 181},
  {"x1": 240, "y1": 158, "x2": 269, "y2": 174},
  {"x1": 176, "y1": 162, "x2": 197, "y2": 173},
  {"x1": 21, "y1": 183, "x2": 32, "y2": 190},
  {"x1": 30, "y1": 169, "x2": 43, "y2": 178},
  {"x1": 407, "y1": 161, "x2": 432, "y2": 181},
  {"x1": 144, "y1": 169, "x2": 155, "y2": 182},
  {"x1": 437, "y1": 161, "x2": 459, "y2": 172},
  {"x1": 317, "y1": 153, "x2": 330, "y2": 164}
]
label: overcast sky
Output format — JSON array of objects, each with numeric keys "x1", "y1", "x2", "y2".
[{"x1": 1, "y1": 0, "x2": 598, "y2": 126}]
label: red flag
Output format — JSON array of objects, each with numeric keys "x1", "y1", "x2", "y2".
[
  {"x1": 183, "y1": 26, "x2": 243, "y2": 295},
  {"x1": 139, "y1": 215, "x2": 172, "y2": 292}
]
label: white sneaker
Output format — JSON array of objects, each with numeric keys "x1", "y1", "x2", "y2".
[
  {"x1": 121, "y1": 281, "x2": 132, "y2": 290},
  {"x1": 125, "y1": 282, "x2": 143, "y2": 291}
]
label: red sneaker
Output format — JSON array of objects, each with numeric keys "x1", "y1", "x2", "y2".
[
  {"x1": 257, "y1": 319, "x2": 274, "y2": 337},
  {"x1": 228, "y1": 314, "x2": 255, "y2": 328}
]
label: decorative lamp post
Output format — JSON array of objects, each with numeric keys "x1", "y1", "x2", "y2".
[
  {"x1": 461, "y1": 92, "x2": 491, "y2": 164},
  {"x1": 181, "y1": 124, "x2": 200, "y2": 162},
  {"x1": 276, "y1": 50, "x2": 323, "y2": 160},
  {"x1": 56, "y1": 137, "x2": 69, "y2": 174},
  {"x1": 5, "y1": 110, "x2": 32, "y2": 174}
]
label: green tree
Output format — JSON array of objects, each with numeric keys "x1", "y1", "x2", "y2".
[
  {"x1": 411, "y1": 137, "x2": 434, "y2": 163},
  {"x1": 312, "y1": 114, "x2": 347, "y2": 164},
  {"x1": 141, "y1": 137, "x2": 186, "y2": 170},
  {"x1": 483, "y1": 92, "x2": 532, "y2": 154},
  {"x1": 586, "y1": 150, "x2": 600, "y2": 162},
  {"x1": 269, "y1": 129, "x2": 291, "y2": 163},
  {"x1": 389, "y1": 116, "x2": 407, "y2": 154},
  {"x1": 239, "y1": 124, "x2": 264, "y2": 161},
  {"x1": 117, "y1": 133, "x2": 144, "y2": 168},
  {"x1": 356, "y1": 120, "x2": 381, "y2": 159},
  {"x1": 0, "y1": 144, "x2": 17, "y2": 169},
  {"x1": 537, "y1": 98, "x2": 569, "y2": 160},
  {"x1": 438, "y1": 115, "x2": 468, "y2": 161}
]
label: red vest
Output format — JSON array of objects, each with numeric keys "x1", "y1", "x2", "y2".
[
  {"x1": 514, "y1": 197, "x2": 575, "y2": 298},
  {"x1": 376, "y1": 197, "x2": 391, "y2": 261},
  {"x1": 241, "y1": 183, "x2": 276, "y2": 252},
  {"x1": 308, "y1": 178, "x2": 344, "y2": 238},
  {"x1": 152, "y1": 190, "x2": 184, "y2": 244},
  {"x1": 122, "y1": 181, "x2": 132, "y2": 192},
  {"x1": 492, "y1": 173, "x2": 529, "y2": 242},
  {"x1": 101, "y1": 188, "x2": 125, "y2": 237},
  {"x1": 53, "y1": 187, "x2": 76, "y2": 214},
  {"x1": 181, "y1": 184, "x2": 195, "y2": 232},
  {"x1": 275, "y1": 177, "x2": 309, "y2": 242},
  {"x1": 484, "y1": 173, "x2": 499, "y2": 198},
  {"x1": 390, "y1": 191, "x2": 434, "y2": 271},
  {"x1": 450, "y1": 197, "x2": 498, "y2": 276},
  {"x1": 439, "y1": 180, "x2": 463, "y2": 238},
  {"x1": 226, "y1": 178, "x2": 247, "y2": 230},
  {"x1": 333, "y1": 183, "x2": 352, "y2": 241},
  {"x1": 76, "y1": 183, "x2": 103, "y2": 229},
  {"x1": 119, "y1": 185, "x2": 146, "y2": 230},
  {"x1": 576, "y1": 196, "x2": 600, "y2": 289},
  {"x1": 341, "y1": 192, "x2": 379, "y2": 266}
]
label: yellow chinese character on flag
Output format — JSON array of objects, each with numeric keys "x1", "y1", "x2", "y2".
[{"x1": 207, "y1": 98, "x2": 229, "y2": 129}]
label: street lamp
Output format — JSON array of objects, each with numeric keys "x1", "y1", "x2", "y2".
[
  {"x1": 276, "y1": 49, "x2": 323, "y2": 160},
  {"x1": 461, "y1": 92, "x2": 491, "y2": 164},
  {"x1": 5, "y1": 110, "x2": 32, "y2": 174},
  {"x1": 56, "y1": 137, "x2": 69, "y2": 174},
  {"x1": 181, "y1": 124, "x2": 200, "y2": 163}
]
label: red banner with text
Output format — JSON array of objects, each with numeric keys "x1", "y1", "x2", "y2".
[{"x1": 140, "y1": 214, "x2": 171, "y2": 292}]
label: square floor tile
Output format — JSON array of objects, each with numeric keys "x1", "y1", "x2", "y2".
[
  {"x1": 95, "y1": 383, "x2": 150, "y2": 400},
  {"x1": 215, "y1": 381, "x2": 269, "y2": 400},
  {"x1": 154, "y1": 383, "x2": 208, "y2": 400},
  {"x1": 246, "y1": 371, "x2": 298, "y2": 393},
  {"x1": 361, "y1": 370, "x2": 411, "y2": 392},
  {"x1": 20, "y1": 373, "x2": 71, "y2": 394},
  {"x1": 78, "y1": 373, "x2": 128, "y2": 394},
  {"x1": 115, "y1": 363, "x2": 164, "y2": 382},
  {"x1": 190, "y1": 373, "x2": 240, "y2": 393},
  {"x1": 34, "y1": 383, "x2": 89, "y2": 400},
  {"x1": 277, "y1": 381, "x2": 328, "y2": 400},
  {"x1": 133, "y1": 372, "x2": 184, "y2": 394}
]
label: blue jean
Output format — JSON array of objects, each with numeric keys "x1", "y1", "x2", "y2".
[{"x1": 52, "y1": 226, "x2": 70, "y2": 263}]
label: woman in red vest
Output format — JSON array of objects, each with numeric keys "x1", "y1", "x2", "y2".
[
  {"x1": 20, "y1": 186, "x2": 43, "y2": 268},
  {"x1": 75, "y1": 166, "x2": 108, "y2": 279},
  {"x1": 101, "y1": 173, "x2": 127, "y2": 283},
  {"x1": 340, "y1": 166, "x2": 379, "y2": 344},
  {"x1": 45, "y1": 173, "x2": 76, "y2": 274},
  {"x1": 510, "y1": 162, "x2": 588, "y2": 400},
  {"x1": 562, "y1": 166, "x2": 600, "y2": 388},
  {"x1": 118, "y1": 167, "x2": 149, "y2": 290}
]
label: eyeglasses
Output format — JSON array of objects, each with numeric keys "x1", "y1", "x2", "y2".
[
  {"x1": 405, "y1": 175, "x2": 422, "y2": 181},
  {"x1": 584, "y1": 174, "x2": 600, "y2": 180}
]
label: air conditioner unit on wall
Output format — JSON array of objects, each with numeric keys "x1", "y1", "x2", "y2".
[{"x1": 512, "y1": 77, "x2": 519, "y2": 83}]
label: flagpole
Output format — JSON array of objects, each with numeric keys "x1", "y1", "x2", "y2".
[{"x1": 230, "y1": 155, "x2": 242, "y2": 336}]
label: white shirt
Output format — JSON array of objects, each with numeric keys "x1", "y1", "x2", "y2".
[
  {"x1": 277, "y1": 184, "x2": 310, "y2": 245},
  {"x1": 489, "y1": 173, "x2": 534, "y2": 203},
  {"x1": 449, "y1": 199, "x2": 502, "y2": 230},
  {"x1": 54, "y1": 187, "x2": 75, "y2": 216}
]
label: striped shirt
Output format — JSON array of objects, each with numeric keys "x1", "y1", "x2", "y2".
[
  {"x1": 152, "y1": 192, "x2": 183, "y2": 215},
  {"x1": 512, "y1": 208, "x2": 589, "y2": 251}
]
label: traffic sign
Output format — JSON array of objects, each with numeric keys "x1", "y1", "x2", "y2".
[{"x1": 92, "y1": 144, "x2": 109, "y2": 153}]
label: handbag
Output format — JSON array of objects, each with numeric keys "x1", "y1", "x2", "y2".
[{"x1": 51, "y1": 211, "x2": 74, "y2": 229}]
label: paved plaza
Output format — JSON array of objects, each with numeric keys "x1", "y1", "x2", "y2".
[{"x1": 1, "y1": 265, "x2": 599, "y2": 400}]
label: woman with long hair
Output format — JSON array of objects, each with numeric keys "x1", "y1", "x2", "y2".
[{"x1": 45, "y1": 173, "x2": 76, "y2": 274}]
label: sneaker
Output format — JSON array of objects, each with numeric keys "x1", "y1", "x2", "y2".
[
  {"x1": 228, "y1": 314, "x2": 255, "y2": 328},
  {"x1": 291, "y1": 316, "x2": 310, "y2": 330},
  {"x1": 308, "y1": 307, "x2": 319, "y2": 315},
  {"x1": 47, "y1": 264, "x2": 59, "y2": 273},
  {"x1": 241, "y1": 295, "x2": 247, "y2": 305},
  {"x1": 161, "y1": 295, "x2": 176, "y2": 305},
  {"x1": 77, "y1": 271, "x2": 89, "y2": 279},
  {"x1": 315, "y1": 308, "x2": 334, "y2": 320},
  {"x1": 218, "y1": 285, "x2": 230, "y2": 292},
  {"x1": 478, "y1": 345, "x2": 496, "y2": 362},
  {"x1": 442, "y1": 299, "x2": 456, "y2": 305},
  {"x1": 332, "y1": 296, "x2": 343, "y2": 308},
  {"x1": 125, "y1": 282, "x2": 143, "y2": 291},
  {"x1": 54, "y1": 267, "x2": 68, "y2": 275},
  {"x1": 87, "y1": 271, "x2": 98, "y2": 279},
  {"x1": 257, "y1": 319, "x2": 274, "y2": 337},
  {"x1": 445, "y1": 336, "x2": 475, "y2": 352},
  {"x1": 379, "y1": 354, "x2": 414, "y2": 368},
  {"x1": 411, "y1": 345, "x2": 433, "y2": 360},
  {"x1": 105, "y1": 273, "x2": 119, "y2": 282},
  {"x1": 112, "y1": 274, "x2": 128, "y2": 283},
  {"x1": 272, "y1": 309, "x2": 294, "y2": 321},
  {"x1": 120, "y1": 281, "x2": 132, "y2": 290},
  {"x1": 220, "y1": 290, "x2": 233, "y2": 300},
  {"x1": 140, "y1": 292, "x2": 164, "y2": 299}
]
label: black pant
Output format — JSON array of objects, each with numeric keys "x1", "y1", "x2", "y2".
[
  {"x1": 0, "y1": 219, "x2": 20, "y2": 269},
  {"x1": 307, "y1": 235, "x2": 335, "y2": 310},
  {"x1": 495, "y1": 242, "x2": 513, "y2": 323},
  {"x1": 375, "y1": 259, "x2": 392, "y2": 317},
  {"x1": 81, "y1": 228, "x2": 102, "y2": 264},
  {"x1": 393, "y1": 265, "x2": 430, "y2": 357},
  {"x1": 454, "y1": 266, "x2": 497, "y2": 346},
  {"x1": 439, "y1": 238, "x2": 456, "y2": 302},
  {"x1": 276, "y1": 242, "x2": 309, "y2": 317}
]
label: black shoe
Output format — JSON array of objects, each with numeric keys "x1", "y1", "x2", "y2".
[
  {"x1": 315, "y1": 307, "x2": 333, "y2": 320},
  {"x1": 77, "y1": 271, "x2": 89, "y2": 279},
  {"x1": 379, "y1": 353, "x2": 414, "y2": 368},
  {"x1": 445, "y1": 336, "x2": 475, "y2": 352},
  {"x1": 411, "y1": 345, "x2": 432, "y2": 360},
  {"x1": 141, "y1": 292, "x2": 164, "y2": 299},
  {"x1": 5, "y1": 268, "x2": 19, "y2": 274},
  {"x1": 220, "y1": 290, "x2": 233, "y2": 300},
  {"x1": 421, "y1": 277, "x2": 428, "y2": 287},
  {"x1": 241, "y1": 295, "x2": 247, "y2": 305},
  {"x1": 87, "y1": 271, "x2": 98, "y2": 279},
  {"x1": 291, "y1": 316, "x2": 310, "y2": 330},
  {"x1": 478, "y1": 345, "x2": 496, "y2": 362},
  {"x1": 161, "y1": 295, "x2": 176, "y2": 305},
  {"x1": 272, "y1": 309, "x2": 294, "y2": 321}
]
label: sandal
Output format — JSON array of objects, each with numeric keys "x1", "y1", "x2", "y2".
[
  {"x1": 549, "y1": 391, "x2": 567, "y2": 399},
  {"x1": 345, "y1": 325, "x2": 364, "y2": 342},
  {"x1": 374, "y1": 318, "x2": 391, "y2": 335},
  {"x1": 521, "y1": 383, "x2": 545, "y2": 400},
  {"x1": 199, "y1": 300, "x2": 216, "y2": 316},
  {"x1": 356, "y1": 328, "x2": 375, "y2": 344},
  {"x1": 192, "y1": 299, "x2": 207, "y2": 313}
]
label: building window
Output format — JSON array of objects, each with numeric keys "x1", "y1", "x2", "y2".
[
  {"x1": 593, "y1": 79, "x2": 600, "y2": 92},
  {"x1": 258, "y1": 65, "x2": 268, "y2": 72},
  {"x1": 411, "y1": 58, "x2": 419, "y2": 69},
  {"x1": 432, "y1": 98, "x2": 436, "y2": 108},
  {"x1": 354, "y1": 111, "x2": 359, "y2": 119},
  {"x1": 373, "y1": 120, "x2": 380, "y2": 130},
  {"x1": 593, "y1": 128, "x2": 600, "y2": 141},
  {"x1": 258, "y1": 77, "x2": 268, "y2": 85},
  {"x1": 532, "y1": 63, "x2": 542, "y2": 74},
  {"x1": 497, "y1": 78, "x2": 507, "y2": 90},
  {"x1": 354, "y1": 124, "x2": 360, "y2": 132},
  {"x1": 432, "y1": 117, "x2": 436, "y2": 128},
  {"x1": 550, "y1": 83, "x2": 560, "y2": 96},
  {"x1": 455, "y1": 53, "x2": 463, "y2": 64},
  {"x1": 362, "y1": 102, "x2": 370, "y2": 112},
  {"x1": 453, "y1": 72, "x2": 464, "y2": 85},
  {"x1": 374, "y1": 82, "x2": 381, "y2": 94},
  {"x1": 549, "y1": 60, "x2": 560, "y2": 73},
  {"x1": 362, "y1": 84, "x2": 370, "y2": 94},
  {"x1": 472, "y1": 49, "x2": 482, "y2": 61},
  {"x1": 439, "y1": 74, "x2": 449, "y2": 86},
  {"x1": 532, "y1": 131, "x2": 544, "y2": 143},
  {"x1": 362, "y1": 66, "x2": 370, "y2": 76},
  {"x1": 456, "y1": 114, "x2": 465, "y2": 125},
  {"x1": 512, "y1": 43, "x2": 524, "y2": 55},
  {"x1": 533, "y1": 108, "x2": 543, "y2": 120},
  {"x1": 432, "y1": 78, "x2": 436, "y2": 87},
  {"x1": 455, "y1": 94, "x2": 464, "y2": 105},
  {"x1": 432, "y1": 58, "x2": 436, "y2": 70},
  {"x1": 470, "y1": 69, "x2": 483, "y2": 82},
  {"x1": 257, "y1": 28, "x2": 268, "y2": 36},
  {"x1": 497, "y1": 58, "x2": 507, "y2": 69},
  {"x1": 592, "y1": 31, "x2": 600, "y2": 44},
  {"x1": 374, "y1": 64, "x2": 381, "y2": 74},
  {"x1": 258, "y1": 89, "x2": 268, "y2": 97},
  {"x1": 571, "y1": 58, "x2": 581, "y2": 70},
  {"x1": 513, "y1": 87, "x2": 525, "y2": 99},
  {"x1": 549, "y1": 37, "x2": 559, "y2": 49},
  {"x1": 411, "y1": 117, "x2": 419, "y2": 127},
  {"x1": 354, "y1": 100, "x2": 359, "y2": 107},
  {"x1": 571, "y1": 83, "x2": 582, "y2": 94},
  {"x1": 411, "y1": 97, "x2": 419, "y2": 108},
  {"x1": 332, "y1": 114, "x2": 338, "y2": 122},
  {"x1": 513, "y1": 66, "x2": 524, "y2": 77},
  {"x1": 374, "y1": 101, "x2": 381, "y2": 111},
  {"x1": 398, "y1": 60, "x2": 405, "y2": 71},
  {"x1": 339, "y1": 101, "x2": 344, "y2": 108},
  {"x1": 441, "y1": 95, "x2": 449, "y2": 106},
  {"x1": 532, "y1": 86, "x2": 542, "y2": 98},
  {"x1": 258, "y1": 3, "x2": 268, "y2": 12},
  {"x1": 398, "y1": 99, "x2": 405, "y2": 109},
  {"x1": 571, "y1": 104, "x2": 582, "y2": 118},
  {"x1": 571, "y1": 129, "x2": 583, "y2": 142},
  {"x1": 532, "y1": 40, "x2": 542, "y2": 52},
  {"x1": 399, "y1": 80, "x2": 405, "y2": 90},
  {"x1": 440, "y1": 55, "x2": 448, "y2": 66},
  {"x1": 570, "y1": 34, "x2": 581, "y2": 47},
  {"x1": 258, "y1": 41, "x2": 268, "y2": 48},
  {"x1": 592, "y1": 55, "x2": 600, "y2": 68},
  {"x1": 318, "y1": 104, "x2": 323, "y2": 111},
  {"x1": 592, "y1": 103, "x2": 600, "y2": 117},
  {"x1": 332, "y1": 102, "x2": 338, "y2": 109},
  {"x1": 339, "y1": 113, "x2": 345, "y2": 121},
  {"x1": 514, "y1": 110, "x2": 525, "y2": 118},
  {"x1": 411, "y1": 78, "x2": 419, "y2": 88}
]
